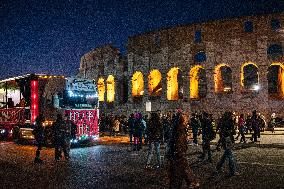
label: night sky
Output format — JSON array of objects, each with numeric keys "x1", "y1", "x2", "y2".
[{"x1": 0, "y1": 0, "x2": 283, "y2": 79}]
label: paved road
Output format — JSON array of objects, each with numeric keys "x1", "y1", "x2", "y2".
[{"x1": 0, "y1": 140, "x2": 284, "y2": 189}]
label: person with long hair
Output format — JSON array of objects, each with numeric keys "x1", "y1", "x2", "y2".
[{"x1": 168, "y1": 110, "x2": 200, "y2": 188}]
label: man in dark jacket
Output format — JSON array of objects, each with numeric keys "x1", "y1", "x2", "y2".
[
  {"x1": 145, "y1": 112, "x2": 163, "y2": 169},
  {"x1": 214, "y1": 111, "x2": 239, "y2": 176},
  {"x1": 32, "y1": 114, "x2": 45, "y2": 164},
  {"x1": 199, "y1": 111, "x2": 214, "y2": 163},
  {"x1": 190, "y1": 113, "x2": 200, "y2": 145},
  {"x1": 53, "y1": 114, "x2": 71, "y2": 161},
  {"x1": 128, "y1": 113, "x2": 135, "y2": 145},
  {"x1": 251, "y1": 110, "x2": 260, "y2": 142}
]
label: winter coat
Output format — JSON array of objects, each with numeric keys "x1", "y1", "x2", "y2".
[
  {"x1": 32, "y1": 125, "x2": 44, "y2": 143},
  {"x1": 190, "y1": 117, "x2": 200, "y2": 134},
  {"x1": 146, "y1": 116, "x2": 163, "y2": 142},
  {"x1": 168, "y1": 113, "x2": 188, "y2": 159}
]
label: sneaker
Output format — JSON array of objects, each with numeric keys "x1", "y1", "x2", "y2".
[
  {"x1": 229, "y1": 172, "x2": 240, "y2": 176},
  {"x1": 145, "y1": 165, "x2": 152, "y2": 170},
  {"x1": 189, "y1": 181, "x2": 200, "y2": 188}
]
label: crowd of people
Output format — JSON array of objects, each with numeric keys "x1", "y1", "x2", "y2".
[
  {"x1": 31, "y1": 109, "x2": 278, "y2": 188},
  {"x1": 122, "y1": 109, "x2": 273, "y2": 188}
]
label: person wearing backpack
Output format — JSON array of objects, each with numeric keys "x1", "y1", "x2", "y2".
[
  {"x1": 198, "y1": 111, "x2": 214, "y2": 163},
  {"x1": 32, "y1": 114, "x2": 45, "y2": 164},
  {"x1": 190, "y1": 113, "x2": 201, "y2": 145},
  {"x1": 214, "y1": 111, "x2": 239, "y2": 177}
]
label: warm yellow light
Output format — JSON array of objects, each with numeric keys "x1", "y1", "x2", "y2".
[
  {"x1": 97, "y1": 78, "x2": 105, "y2": 102},
  {"x1": 270, "y1": 62, "x2": 284, "y2": 98},
  {"x1": 132, "y1": 71, "x2": 144, "y2": 97},
  {"x1": 241, "y1": 62, "x2": 259, "y2": 88},
  {"x1": 167, "y1": 67, "x2": 179, "y2": 100},
  {"x1": 106, "y1": 75, "x2": 115, "y2": 102},
  {"x1": 214, "y1": 64, "x2": 229, "y2": 93},
  {"x1": 148, "y1": 69, "x2": 162, "y2": 96},
  {"x1": 190, "y1": 65, "x2": 204, "y2": 99}
]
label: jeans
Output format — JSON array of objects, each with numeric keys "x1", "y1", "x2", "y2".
[
  {"x1": 200, "y1": 140, "x2": 212, "y2": 161},
  {"x1": 35, "y1": 141, "x2": 43, "y2": 161},
  {"x1": 146, "y1": 142, "x2": 161, "y2": 166},
  {"x1": 129, "y1": 132, "x2": 133, "y2": 144},
  {"x1": 192, "y1": 132, "x2": 198, "y2": 144},
  {"x1": 216, "y1": 148, "x2": 236, "y2": 175},
  {"x1": 55, "y1": 138, "x2": 70, "y2": 160}
]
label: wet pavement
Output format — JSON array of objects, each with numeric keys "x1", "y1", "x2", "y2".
[{"x1": 1, "y1": 137, "x2": 284, "y2": 189}]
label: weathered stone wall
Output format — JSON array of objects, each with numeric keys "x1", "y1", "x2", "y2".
[
  {"x1": 126, "y1": 13, "x2": 284, "y2": 120},
  {"x1": 79, "y1": 13, "x2": 284, "y2": 121}
]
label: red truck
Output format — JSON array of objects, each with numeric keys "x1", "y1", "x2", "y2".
[{"x1": 0, "y1": 74, "x2": 99, "y2": 145}]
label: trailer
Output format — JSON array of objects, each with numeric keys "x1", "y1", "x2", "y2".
[{"x1": 0, "y1": 74, "x2": 99, "y2": 145}]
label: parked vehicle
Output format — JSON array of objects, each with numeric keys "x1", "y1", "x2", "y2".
[{"x1": 0, "y1": 74, "x2": 99, "y2": 146}]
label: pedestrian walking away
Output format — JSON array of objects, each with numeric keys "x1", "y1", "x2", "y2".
[
  {"x1": 32, "y1": 114, "x2": 45, "y2": 164},
  {"x1": 145, "y1": 112, "x2": 163, "y2": 170},
  {"x1": 214, "y1": 111, "x2": 239, "y2": 177},
  {"x1": 168, "y1": 109, "x2": 200, "y2": 189},
  {"x1": 53, "y1": 114, "x2": 71, "y2": 161}
]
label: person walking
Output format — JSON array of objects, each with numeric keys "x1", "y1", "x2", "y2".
[
  {"x1": 251, "y1": 110, "x2": 260, "y2": 142},
  {"x1": 145, "y1": 112, "x2": 163, "y2": 169},
  {"x1": 128, "y1": 113, "x2": 135, "y2": 146},
  {"x1": 32, "y1": 114, "x2": 45, "y2": 164},
  {"x1": 162, "y1": 112, "x2": 172, "y2": 157},
  {"x1": 190, "y1": 113, "x2": 200, "y2": 145},
  {"x1": 53, "y1": 114, "x2": 71, "y2": 161},
  {"x1": 214, "y1": 111, "x2": 239, "y2": 177},
  {"x1": 199, "y1": 111, "x2": 215, "y2": 163},
  {"x1": 235, "y1": 114, "x2": 246, "y2": 143},
  {"x1": 167, "y1": 110, "x2": 200, "y2": 189}
]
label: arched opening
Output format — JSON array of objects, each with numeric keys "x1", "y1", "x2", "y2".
[
  {"x1": 241, "y1": 62, "x2": 259, "y2": 91},
  {"x1": 214, "y1": 64, "x2": 232, "y2": 93},
  {"x1": 97, "y1": 78, "x2": 105, "y2": 102},
  {"x1": 106, "y1": 75, "x2": 115, "y2": 102},
  {"x1": 148, "y1": 69, "x2": 162, "y2": 96},
  {"x1": 121, "y1": 77, "x2": 128, "y2": 103},
  {"x1": 267, "y1": 44, "x2": 283, "y2": 59},
  {"x1": 194, "y1": 51, "x2": 206, "y2": 62},
  {"x1": 190, "y1": 65, "x2": 207, "y2": 99},
  {"x1": 167, "y1": 67, "x2": 183, "y2": 100},
  {"x1": 132, "y1": 71, "x2": 144, "y2": 97},
  {"x1": 268, "y1": 63, "x2": 284, "y2": 98}
]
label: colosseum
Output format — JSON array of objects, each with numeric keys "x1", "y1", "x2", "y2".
[{"x1": 78, "y1": 12, "x2": 284, "y2": 120}]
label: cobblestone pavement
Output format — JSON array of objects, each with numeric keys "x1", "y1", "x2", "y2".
[{"x1": 1, "y1": 135, "x2": 284, "y2": 189}]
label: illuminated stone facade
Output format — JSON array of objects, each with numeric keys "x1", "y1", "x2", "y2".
[{"x1": 79, "y1": 13, "x2": 284, "y2": 119}]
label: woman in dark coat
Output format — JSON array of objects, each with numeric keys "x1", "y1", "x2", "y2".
[{"x1": 168, "y1": 111, "x2": 200, "y2": 189}]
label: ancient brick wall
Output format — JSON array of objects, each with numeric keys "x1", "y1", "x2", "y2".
[{"x1": 79, "y1": 13, "x2": 284, "y2": 121}]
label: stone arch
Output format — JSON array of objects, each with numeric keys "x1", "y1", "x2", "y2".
[
  {"x1": 148, "y1": 69, "x2": 162, "y2": 96},
  {"x1": 190, "y1": 65, "x2": 207, "y2": 99},
  {"x1": 267, "y1": 62, "x2": 284, "y2": 98},
  {"x1": 167, "y1": 67, "x2": 183, "y2": 100},
  {"x1": 214, "y1": 64, "x2": 232, "y2": 93},
  {"x1": 241, "y1": 62, "x2": 259, "y2": 90},
  {"x1": 106, "y1": 75, "x2": 115, "y2": 102},
  {"x1": 132, "y1": 71, "x2": 144, "y2": 97},
  {"x1": 97, "y1": 78, "x2": 105, "y2": 102}
]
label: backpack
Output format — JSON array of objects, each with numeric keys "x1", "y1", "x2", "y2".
[{"x1": 208, "y1": 122, "x2": 216, "y2": 141}]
